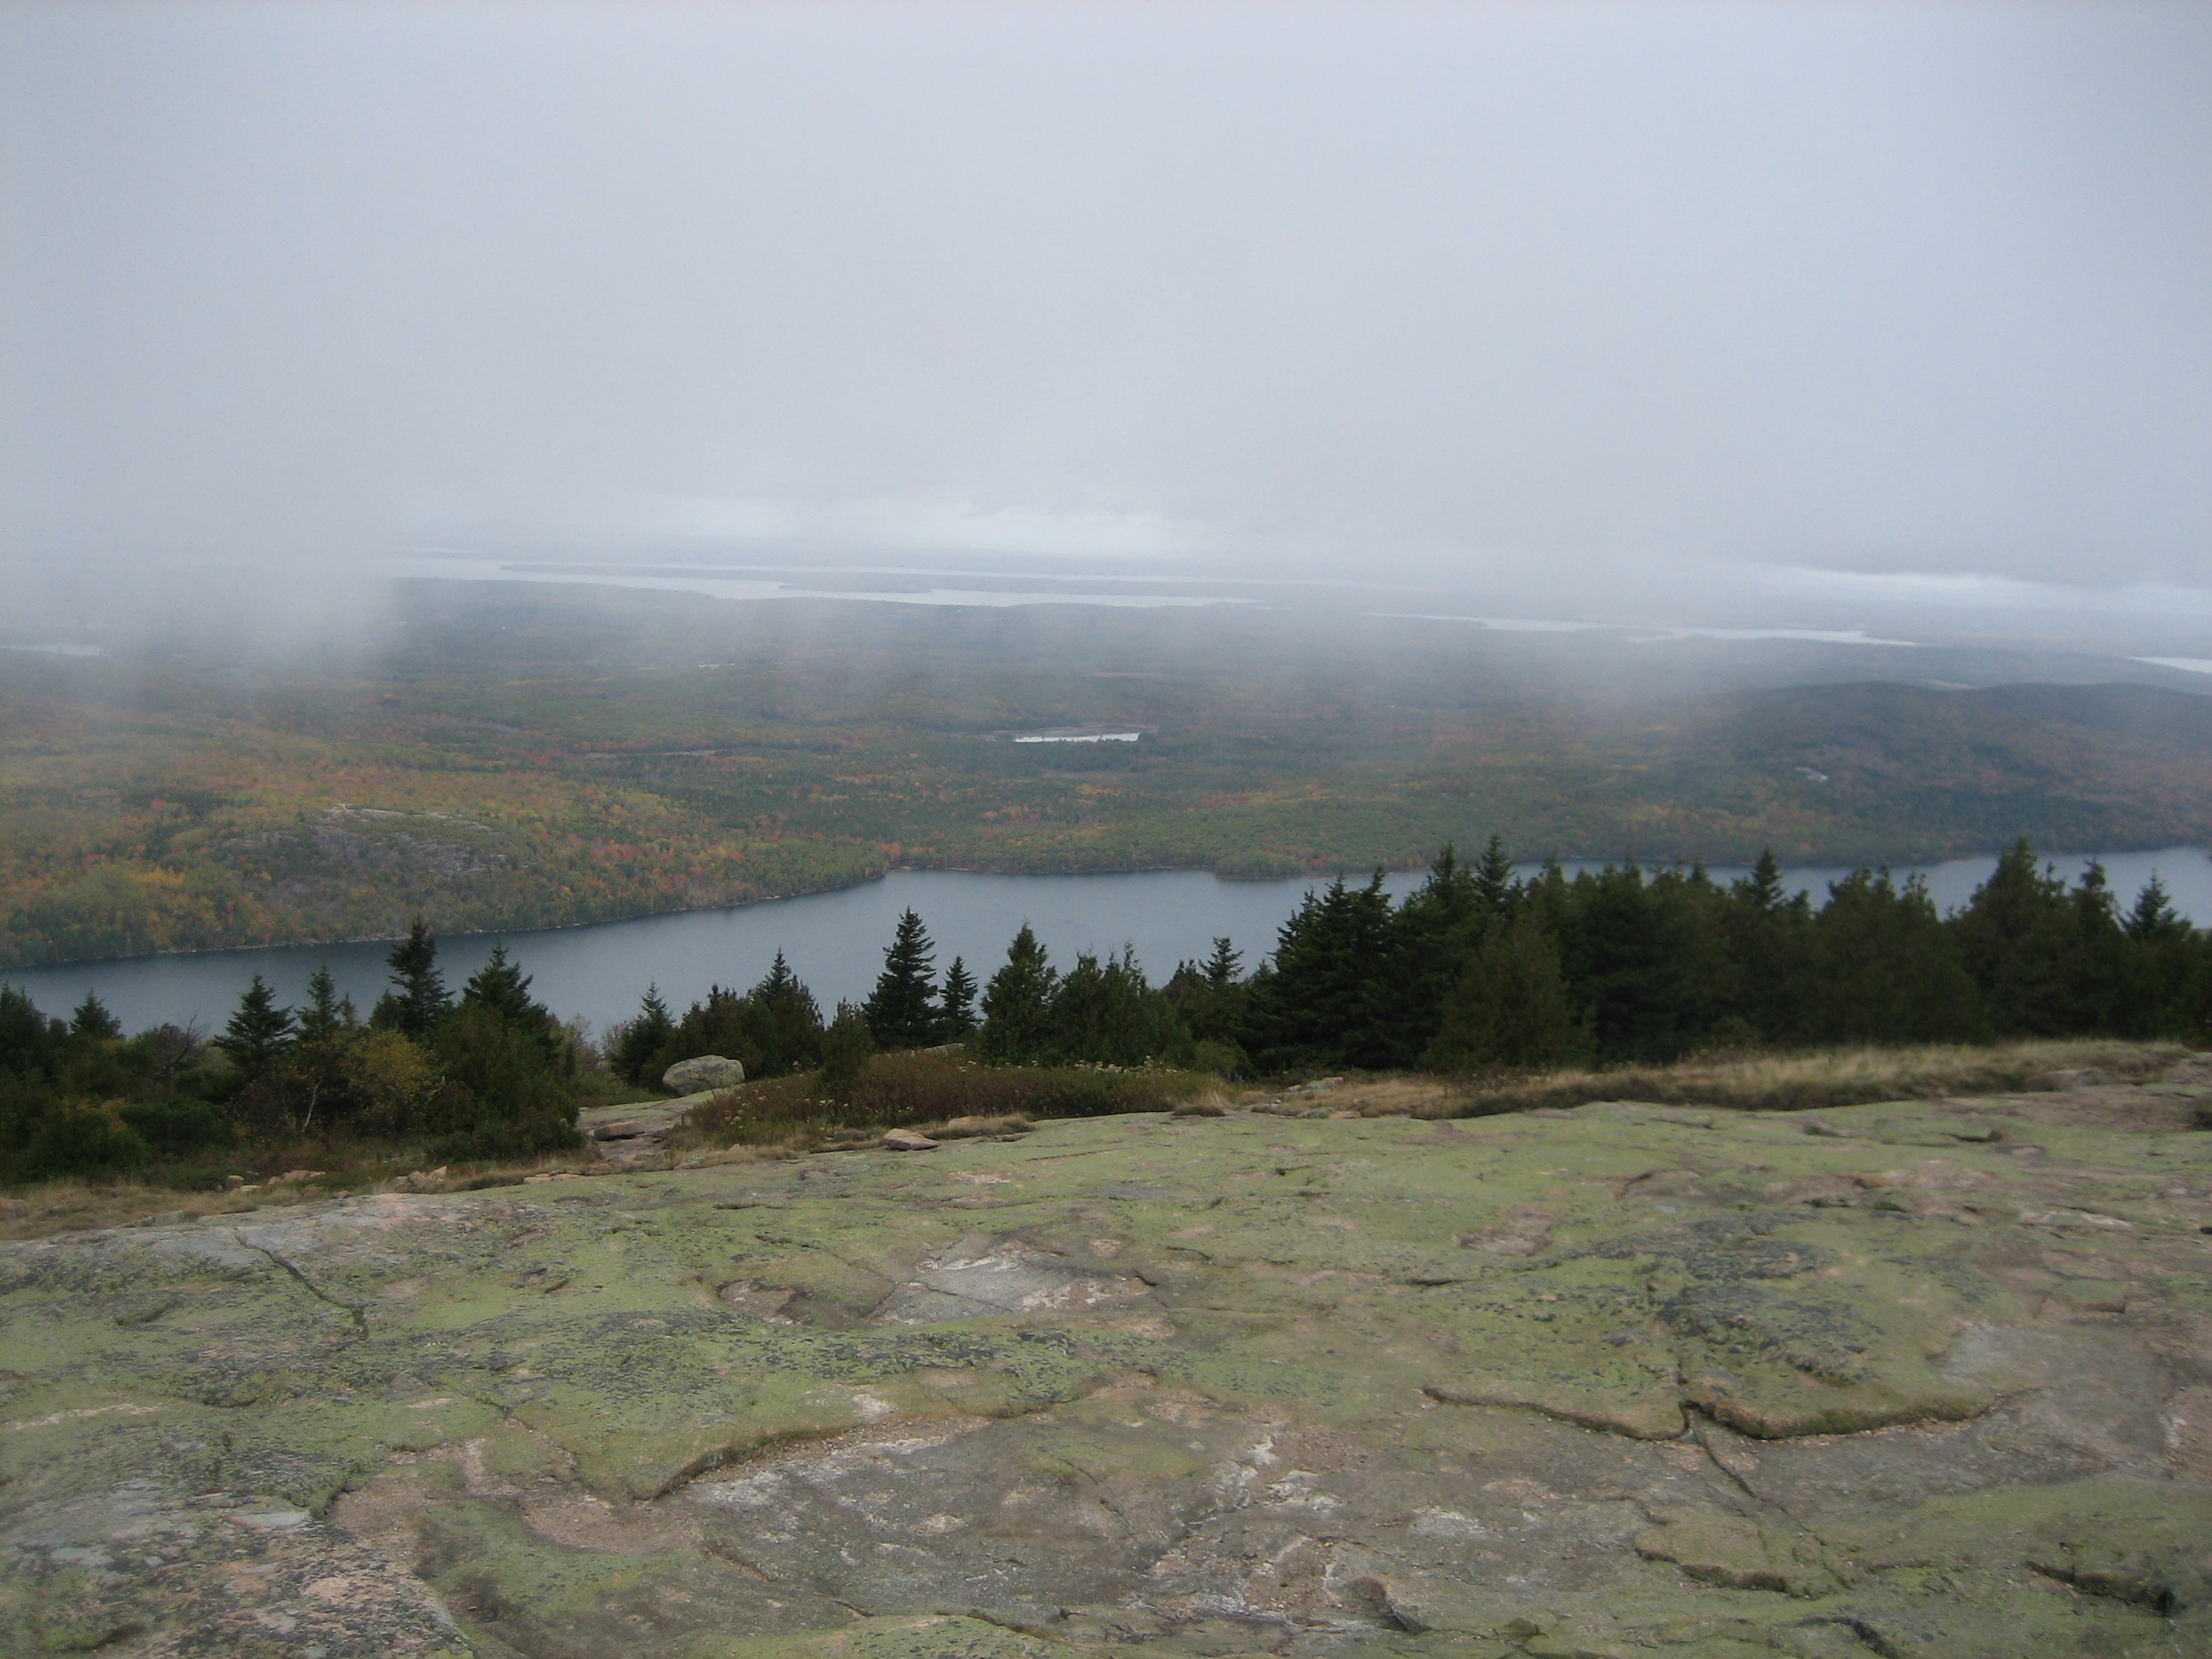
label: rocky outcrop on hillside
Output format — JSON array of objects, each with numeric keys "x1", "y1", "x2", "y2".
[{"x1": 3, "y1": 1071, "x2": 2209, "y2": 1657}]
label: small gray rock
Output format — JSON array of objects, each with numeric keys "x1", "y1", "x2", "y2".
[
  {"x1": 661, "y1": 1055, "x2": 745, "y2": 1095},
  {"x1": 882, "y1": 1127, "x2": 940, "y2": 1151}
]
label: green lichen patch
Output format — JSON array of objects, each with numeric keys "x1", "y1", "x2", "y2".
[{"x1": 7, "y1": 1072, "x2": 2212, "y2": 1656}]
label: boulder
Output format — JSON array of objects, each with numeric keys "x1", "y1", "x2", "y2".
[
  {"x1": 662, "y1": 1054, "x2": 746, "y2": 1095},
  {"x1": 882, "y1": 1127, "x2": 940, "y2": 1151}
]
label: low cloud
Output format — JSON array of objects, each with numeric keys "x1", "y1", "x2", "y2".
[{"x1": 3, "y1": 3, "x2": 2206, "y2": 643}]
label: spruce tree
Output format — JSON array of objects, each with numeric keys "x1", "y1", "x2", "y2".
[
  {"x1": 1471, "y1": 835, "x2": 1516, "y2": 916},
  {"x1": 296, "y1": 963, "x2": 357, "y2": 1044},
  {"x1": 1951, "y1": 841, "x2": 2072, "y2": 1034},
  {"x1": 1423, "y1": 909, "x2": 1589, "y2": 1072},
  {"x1": 1383, "y1": 847, "x2": 1487, "y2": 1066},
  {"x1": 817, "y1": 1002, "x2": 876, "y2": 1093},
  {"x1": 1045, "y1": 946, "x2": 1181, "y2": 1067},
  {"x1": 1723, "y1": 849, "x2": 1810, "y2": 1044},
  {"x1": 461, "y1": 944, "x2": 537, "y2": 1025},
  {"x1": 0, "y1": 986, "x2": 61, "y2": 1079},
  {"x1": 1741, "y1": 847, "x2": 1787, "y2": 912},
  {"x1": 1551, "y1": 862, "x2": 1730, "y2": 1063},
  {"x1": 431, "y1": 1003, "x2": 577, "y2": 1158},
  {"x1": 69, "y1": 992, "x2": 122, "y2": 1042},
  {"x1": 1202, "y1": 938, "x2": 1243, "y2": 992},
  {"x1": 216, "y1": 975, "x2": 295, "y2": 1072},
  {"x1": 750, "y1": 952, "x2": 825, "y2": 1075},
  {"x1": 2124, "y1": 876, "x2": 2187, "y2": 941},
  {"x1": 937, "y1": 956, "x2": 980, "y2": 1039},
  {"x1": 1161, "y1": 939, "x2": 1252, "y2": 1065},
  {"x1": 863, "y1": 909, "x2": 940, "y2": 1049},
  {"x1": 1802, "y1": 870, "x2": 1980, "y2": 1043},
  {"x1": 612, "y1": 984, "x2": 677, "y2": 1085},
  {"x1": 2058, "y1": 863, "x2": 2128, "y2": 1036},
  {"x1": 755, "y1": 951, "x2": 801, "y2": 1001},
  {"x1": 977, "y1": 924, "x2": 1057, "y2": 1064},
  {"x1": 461, "y1": 944, "x2": 562, "y2": 1062},
  {"x1": 383, "y1": 919, "x2": 451, "y2": 1037},
  {"x1": 1243, "y1": 873, "x2": 1395, "y2": 1072}
]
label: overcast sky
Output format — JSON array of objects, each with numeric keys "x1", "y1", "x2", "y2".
[{"x1": 3, "y1": 2, "x2": 2207, "y2": 626}]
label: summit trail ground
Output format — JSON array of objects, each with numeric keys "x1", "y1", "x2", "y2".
[{"x1": 5, "y1": 1059, "x2": 2210, "y2": 1657}]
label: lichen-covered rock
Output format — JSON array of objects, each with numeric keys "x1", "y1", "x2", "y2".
[
  {"x1": 5, "y1": 1076, "x2": 2210, "y2": 1657},
  {"x1": 661, "y1": 1054, "x2": 745, "y2": 1095}
]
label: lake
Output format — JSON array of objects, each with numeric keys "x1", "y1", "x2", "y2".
[{"x1": 5, "y1": 848, "x2": 2208, "y2": 1039}]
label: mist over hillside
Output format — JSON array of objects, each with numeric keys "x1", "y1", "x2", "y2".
[{"x1": 3, "y1": 579, "x2": 2208, "y2": 968}]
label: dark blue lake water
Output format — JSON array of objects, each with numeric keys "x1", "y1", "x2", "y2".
[{"x1": 5, "y1": 849, "x2": 2208, "y2": 1040}]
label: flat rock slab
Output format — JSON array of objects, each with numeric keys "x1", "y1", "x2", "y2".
[{"x1": 5, "y1": 1078, "x2": 2211, "y2": 1658}]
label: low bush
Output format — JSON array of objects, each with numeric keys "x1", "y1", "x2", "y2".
[
  {"x1": 687, "y1": 1051, "x2": 1213, "y2": 1144},
  {"x1": 1429, "y1": 1039, "x2": 2189, "y2": 1120},
  {"x1": 20, "y1": 1104, "x2": 152, "y2": 1179},
  {"x1": 119, "y1": 1097, "x2": 233, "y2": 1155}
]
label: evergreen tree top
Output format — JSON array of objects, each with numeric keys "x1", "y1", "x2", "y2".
[
  {"x1": 755, "y1": 951, "x2": 805, "y2": 1004},
  {"x1": 297, "y1": 962, "x2": 357, "y2": 1044},
  {"x1": 385, "y1": 917, "x2": 451, "y2": 1037},
  {"x1": 864, "y1": 909, "x2": 940, "y2": 1049},
  {"x1": 1472, "y1": 834, "x2": 1516, "y2": 909},
  {"x1": 216, "y1": 973, "x2": 295, "y2": 1069},
  {"x1": 462, "y1": 943, "x2": 548, "y2": 1029},
  {"x1": 2125, "y1": 876, "x2": 2187, "y2": 940},
  {"x1": 1739, "y1": 848, "x2": 1787, "y2": 912},
  {"x1": 387, "y1": 918, "x2": 440, "y2": 979},
  {"x1": 69, "y1": 991, "x2": 122, "y2": 1042}
]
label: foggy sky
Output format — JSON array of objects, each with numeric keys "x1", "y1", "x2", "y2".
[{"x1": 3, "y1": 2, "x2": 2208, "y2": 630}]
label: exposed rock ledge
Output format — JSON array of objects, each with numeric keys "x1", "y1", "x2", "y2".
[{"x1": 3, "y1": 1069, "x2": 2210, "y2": 1657}]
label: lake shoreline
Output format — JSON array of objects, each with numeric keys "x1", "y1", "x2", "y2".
[
  {"x1": 7, "y1": 847, "x2": 2209, "y2": 1041},
  {"x1": 8, "y1": 843, "x2": 2210, "y2": 977}
]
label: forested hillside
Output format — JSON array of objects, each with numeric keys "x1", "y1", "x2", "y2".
[{"x1": 4, "y1": 581, "x2": 2209, "y2": 965}]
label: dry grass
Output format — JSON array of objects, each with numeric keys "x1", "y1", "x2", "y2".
[
  {"x1": 1421, "y1": 1039, "x2": 2194, "y2": 1120},
  {"x1": 1171, "y1": 1091, "x2": 1231, "y2": 1117},
  {"x1": 679, "y1": 1051, "x2": 1214, "y2": 1147}
]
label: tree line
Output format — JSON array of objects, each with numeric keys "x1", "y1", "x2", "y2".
[
  {"x1": 4, "y1": 837, "x2": 2207, "y2": 1181},
  {"x1": 611, "y1": 838, "x2": 2212, "y2": 1082},
  {"x1": 1231, "y1": 839, "x2": 2209, "y2": 1074},
  {"x1": 0, "y1": 921, "x2": 587, "y2": 1179}
]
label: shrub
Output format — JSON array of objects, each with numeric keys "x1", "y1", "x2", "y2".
[
  {"x1": 428, "y1": 1004, "x2": 581, "y2": 1160},
  {"x1": 817, "y1": 1003, "x2": 876, "y2": 1092},
  {"x1": 688, "y1": 1051, "x2": 1211, "y2": 1144},
  {"x1": 118, "y1": 1097, "x2": 232, "y2": 1155},
  {"x1": 20, "y1": 1103, "x2": 152, "y2": 1179},
  {"x1": 1186, "y1": 1039, "x2": 1245, "y2": 1078}
]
